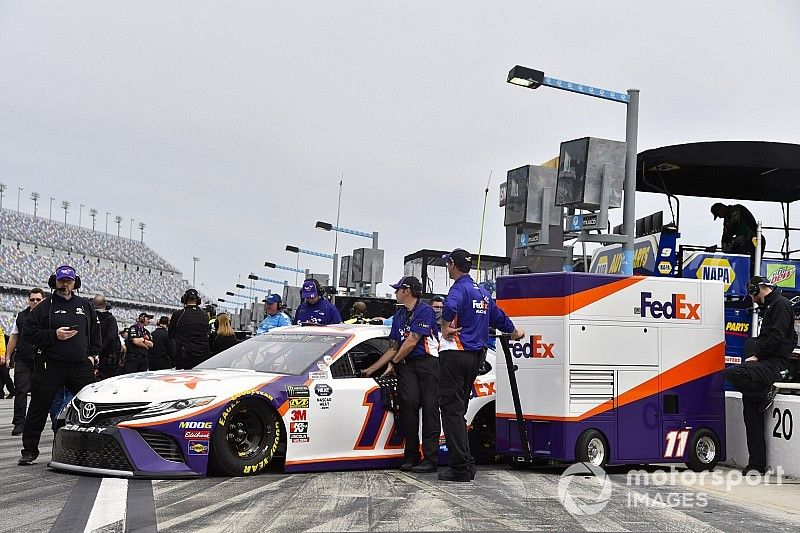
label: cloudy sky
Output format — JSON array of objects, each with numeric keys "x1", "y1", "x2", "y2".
[{"x1": 1, "y1": 1, "x2": 798, "y2": 304}]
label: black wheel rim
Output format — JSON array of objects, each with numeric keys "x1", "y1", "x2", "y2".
[{"x1": 224, "y1": 407, "x2": 270, "y2": 459}]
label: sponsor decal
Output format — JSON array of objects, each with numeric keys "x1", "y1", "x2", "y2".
[
  {"x1": 511, "y1": 335, "x2": 555, "y2": 359},
  {"x1": 308, "y1": 371, "x2": 328, "y2": 380},
  {"x1": 657, "y1": 261, "x2": 673, "y2": 275},
  {"x1": 290, "y1": 421, "x2": 308, "y2": 434},
  {"x1": 767, "y1": 263, "x2": 796, "y2": 288},
  {"x1": 179, "y1": 421, "x2": 213, "y2": 429},
  {"x1": 290, "y1": 435, "x2": 309, "y2": 443},
  {"x1": 290, "y1": 409, "x2": 307, "y2": 421},
  {"x1": 637, "y1": 292, "x2": 700, "y2": 320},
  {"x1": 315, "y1": 383, "x2": 333, "y2": 396},
  {"x1": 725, "y1": 322, "x2": 750, "y2": 333},
  {"x1": 63, "y1": 424, "x2": 106, "y2": 433},
  {"x1": 81, "y1": 402, "x2": 97, "y2": 421},
  {"x1": 184, "y1": 430, "x2": 211, "y2": 440},
  {"x1": 188, "y1": 440, "x2": 210, "y2": 455},
  {"x1": 725, "y1": 356, "x2": 742, "y2": 365},
  {"x1": 472, "y1": 381, "x2": 496, "y2": 397},
  {"x1": 317, "y1": 361, "x2": 328, "y2": 370},
  {"x1": 323, "y1": 355, "x2": 333, "y2": 365},
  {"x1": 696, "y1": 257, "x2": 736, "y2": 292},
  {"x1": 286, "y1": 385, "x2": 309, "y2": 398},
  {"x1": 131, "y1": 372, "x2": 219, "y2": 390},
  {"x1": 289, "y1": 398, "x2": 309, "y2": 409}
]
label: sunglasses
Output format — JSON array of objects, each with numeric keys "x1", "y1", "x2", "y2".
[{"x1": 29, "y1": 298, "x2": 43, "y2": 302}]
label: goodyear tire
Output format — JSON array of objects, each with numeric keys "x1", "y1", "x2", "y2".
[
  {"x1": 687, "y1": 429, "x2": 720, "y2": 472},
  {"x1": 468, "y1": 404, "x2": 496, "y2": 464},
  {"x1": 210, "y1": 397, "x2": 282, "y2": 476},
  {"x1": 575, "y1": 429, "x2": 609, "y2": 468}
]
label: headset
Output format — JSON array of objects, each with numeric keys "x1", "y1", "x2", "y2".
[
  {"x1": 181, "y1": 288, "x2": 202, "y2": 305},
  {"x1": 47, "y1": 265, "x2": 81, "y2": 291},
  {"x1": 747, "y1": 277, "x2": 774, "y2": 297},
  {"x1": 302, "y1": 278, "x2": 323, "y2": 298}
]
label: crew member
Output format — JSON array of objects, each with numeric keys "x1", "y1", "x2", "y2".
[
  {"x1": 91, "y1": 295, "x2": 121, "y2": 380},
  {"x1": 711, "y1": 202, "x2": 765, "y2": 268},
  {"x1": 170, "y1": 288, "x2": 211, "y2": 369},
  {"x1": 363, "y1": 276, "x2": 440, "y2": 473},
  {"x1": 19, "y1": 265, "x2": 101, "y2": 466},
  {"x1": 726, "y1": 276, "x2": 793, "y2": 474},
  {"x1": 344, "y1": 301, "x2": 369, "y2": 324},
  {"x1": 430, "y1": 295, "x2": 444, "y2": 329},
  {"x1": 6, "y1": 288, "x2": 45, "y2": 436},
  {"x1": 294, "y1": 279, "x2": 342, "y2": 325},
  {"x1": 256, "y1": 294, "x2": 292, "y2": 334},
  {"x1": 124, "y1": 313, "x2": 153, "y2": 374},
  {"x1": 148, "y1": 316, "x2": 174, "y2": 370},
  {"x1": 438, "y1": 249, "x2": 524, "y2": 482}
]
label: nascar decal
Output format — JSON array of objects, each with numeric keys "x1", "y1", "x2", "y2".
[
  {"x1": 188, "y1": 440, "x2": 210, "y2": 455},
  {"x1": 315, "y1": 383, "x2": 333, "y2": 410}
]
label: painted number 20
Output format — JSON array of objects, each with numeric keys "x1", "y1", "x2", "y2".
[{"x1": 664, "y1": 430, "x2": 689, "y2": 458}]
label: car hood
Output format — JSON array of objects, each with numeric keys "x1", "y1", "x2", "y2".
[{"x1": 77, "y1": 368, "x2": 286, "y2": 404}]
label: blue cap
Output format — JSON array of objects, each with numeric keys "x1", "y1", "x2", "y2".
[
  {"x1": 300, "y1": 279, "x2": 318, "y2": 298},
  {"x1": 265, "y1": 294, "x2": 282, "y2": 305},
  {"x1": 55, "y1": 265, "x2": 76, "y2": 280}
]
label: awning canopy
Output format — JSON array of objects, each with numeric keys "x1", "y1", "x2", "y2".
[{"x1": 636, "y1": 141, "x2": 800, "y2": 203}]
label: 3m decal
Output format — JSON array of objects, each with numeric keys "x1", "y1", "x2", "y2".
[
  {"x1": 354, "y1": 387, "x2": 404, "y2": 450},
  {"x1": 179, "y1": 421, "x2": 213, "y2": 429},
  {"x1": 638, "y1": 292, "x2": 700, "y2": 320},
  {"x1": 290, "y1": 409, "x2": 307, "y2": 421},
  {"x1": 663, "y1": 430, "x2": 689, "y2": 458},
  {"x1": 289, "y1": 398, "x2": 309, "y2": 409},
  {"x1": 188, "y1": 440, "x2": 210, "y2": 455},
  {"x1": 511, "y1": 335, "x2": 555, "y2": 358},
  {"x1": 184, "y1": 430, "x2": 211, "y2": 440}
]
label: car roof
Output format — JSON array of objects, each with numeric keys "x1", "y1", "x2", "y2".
[{"x1": 268, "y1": 323, "x2": 391, "y2": 338}]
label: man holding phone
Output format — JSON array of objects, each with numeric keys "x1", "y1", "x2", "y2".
[{"x1": 18, "y1": 265, "x2": 101, "y2": 466}]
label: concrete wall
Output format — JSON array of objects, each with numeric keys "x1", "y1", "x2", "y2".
[{"x1": 725, "y1": 391, "x2": 800, "y2": 477}]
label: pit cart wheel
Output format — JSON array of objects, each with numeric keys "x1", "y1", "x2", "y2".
[
  {"x1": 687, "y1": 429, "x2": 720, "y2": 472},
  {"x1": 468, "y1": 404, "x2": 496, "y2": 464},
  {"x1": 210, "y1": 397, "x2": 282, "y2": 476},
  {"x1": 575, "y1": 429, "x2": 609, "y2": 468}
]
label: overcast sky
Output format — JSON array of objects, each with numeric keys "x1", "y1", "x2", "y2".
[{"x1": 1, "y1": 1, "x2": 799, "y2": 305}]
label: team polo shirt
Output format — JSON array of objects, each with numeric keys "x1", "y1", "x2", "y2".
[
  {"x1": 294, "y1": 298, "x2": 342, "y2": 325},
  {"x1": 389, "y1": 300, "x2": 439, "y2": 358},
  {"x1": 441, "y1": 274, "x2": 515, "y2": 351}
]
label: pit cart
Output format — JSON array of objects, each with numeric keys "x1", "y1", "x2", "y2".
[{"x1": 495, "y1": 272, "x2": 726, "y2": 471}]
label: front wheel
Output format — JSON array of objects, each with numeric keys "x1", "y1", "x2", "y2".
[
  {"x1": 687, "y1": 429, "x2": 720, "y2": 472},
  {"x1": 575, "y1": 429, "x2": 609, "y2": 468},
  {"x1": 210, "y1": 397, "x2": 282, "y2": 476}
]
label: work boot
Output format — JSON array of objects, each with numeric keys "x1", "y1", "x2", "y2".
[
  {"x1": 742, "y1": 464, "x2": 767, "y2": 475},
  {"x1": 18, "y1": 450, "x2": 38, "y2": 466},
  {"x1": 437, "y1": 469, "x2": 470, "y2": 482},
  {"x1": 400, "y1": 459, "x2": 419, "y2": 472},
  {"x1": 410, "y1": 460, "x2": 437, "y2": 473}
]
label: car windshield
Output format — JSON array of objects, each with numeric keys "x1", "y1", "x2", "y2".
[{"x1": 196, "y1": 333, "x2": 349, "y2": 375}]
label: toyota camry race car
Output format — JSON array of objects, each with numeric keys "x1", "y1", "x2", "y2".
[{"x1": 50, "y1": 324, "x2": 497, "y2": 478}]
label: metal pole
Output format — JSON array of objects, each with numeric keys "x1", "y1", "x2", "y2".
[
  {"x1": 17, "y1": 187, "x2": 22, "y2": 212},
  {"x1": 105, "y1": 211, "x2": 109, "y2": 233},
  {"x1": 620, "y1": 89, "x2": 640, "y2": 276},
  {"x1": 50, "y1": 198, "x2": 55, "y2": 220},
  {"x1": 332, "y1": 253, "x2": 338, "y2": 291},
  {"x1": 192, "y1": 257, "x2": 199, "y2": 286},
  {"x1": 752, "y1": 222, "x2": 763, "y2": 336}
]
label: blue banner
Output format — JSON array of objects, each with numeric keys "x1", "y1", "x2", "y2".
[{"x1": 681, "y1": 252, "x2": 750, "y2": 297}]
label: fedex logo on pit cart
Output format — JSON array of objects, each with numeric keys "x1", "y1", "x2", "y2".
[
  {"x1": 511, "y1": 335, "x2": 555, "y2": 359},
  {"x1": 638, "y1": 292, "x2": 700, "y2": 320}
]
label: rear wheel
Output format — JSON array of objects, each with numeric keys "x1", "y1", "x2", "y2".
[
  {"x1": 575, "y1": 429, "x2": 609, "y2": 468},
  {"x1": 210, "y1": 397, "x2": 282, "y2": 476},
  {"x1": 687, "y1": 429, "x2": 720, "y2": 472},
  {"x1": 468, "y1": 404, "x2": 496, "y2": 464}
]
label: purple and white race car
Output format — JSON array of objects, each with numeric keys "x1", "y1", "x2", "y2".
[{"x1": 50, "y1": 324, "x2": 497, "y2": 478}]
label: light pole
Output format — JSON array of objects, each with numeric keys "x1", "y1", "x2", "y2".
[
  {"x1": 105, "y1": 211, "x2": 110, "y2": 233},
  {"x1": 315, "y1": 221, "x2": 379, "y2": 294},
  {"x1": 138, "y1": 222, "x2": 146, "y2": 243},
  {"x1": 61, "y1": 200, "x2": 69, "y2": 224},
  {"x1": 265, "y1": 261, "x2": 310, "y2": 286},
  {"x1": 17, "y1": 187, "x2": 23, "y2": 212},
  {"x1": 192, "y1": 257, "x2": 199, "y2": 286},
  {"x1": 90, "y1": 208, "x2": 98, "y2": 232},
  {"x1": 285, "y1": 245, "x2": 336, "y2": 288},
  {"x1": 0, "y1": 183, "x2": 6, "y2": 210},
  {"x1": 506, "y1": 65, "x2": 639, "y2": 275},
  {"x1": 30, "y1": 192, "x2": 40, "y2": 217},
  {"x1": 129, "y1": 218, "x2": 134, "y2": 239},
  {"x1": 79, "y1": 204, "x2": 84, "y2": 227},
  {"x1": 50, "y1": 197, "x2": 55, "y2": 220},
  {"x1": 115, "y1": 215, "x2": 122, "y2": 237}
]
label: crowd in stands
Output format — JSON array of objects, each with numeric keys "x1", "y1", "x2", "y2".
[{"x1": 0, "y1": 209, "x2": 177, "y2": 272}]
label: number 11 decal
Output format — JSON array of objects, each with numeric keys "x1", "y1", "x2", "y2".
[
  {"x1": 354, "y1": 387, "x2": 404, "y2": 450},
  {"x1": 664, "y1": 429, "x2": 689, "y2": 458}
]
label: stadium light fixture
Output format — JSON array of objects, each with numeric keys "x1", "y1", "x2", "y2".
[
  {"x1": 0, "y1": 183, "x2": 6, "y2": 211},
  {"x1": 235, "y1": 284, "x2": 245, "y2": 289},
  {"x1": 30, "y1": 192, "x2": 40, "y2": 218},
  {"x1": 17, "y1": 187, "x2": 23, "y2": 212},
  {"x1": 506, "y1": 64, "x2": 639, "y2": 275},
  {"x1": 248, "y1": 274, "x2": 259, "y2": 280},
  {"x1": 225, "y1": 291, "x2": 235, "y2": 296}
]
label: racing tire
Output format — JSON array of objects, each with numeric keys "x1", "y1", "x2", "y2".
[
  {"x1": 575, "y1": 429, "x2": 609, "y2": 468},
  {"x1": 686, "y1": 429, "x2": 720, "y2": 472},
  {"x1": 209, "y1": 397, "x2": 282, "y2": 476},
  {"x1": 468, "y1": 404, "x2": 496, "y2": 464}
]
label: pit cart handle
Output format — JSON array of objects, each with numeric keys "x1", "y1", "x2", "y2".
[{"x1": 498, "y1": 334, "x2": 533, "y2": 463}]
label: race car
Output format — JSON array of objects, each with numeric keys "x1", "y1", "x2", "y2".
[{"x1": 50, "y1": 324, "x2": 497, "y2": 478}]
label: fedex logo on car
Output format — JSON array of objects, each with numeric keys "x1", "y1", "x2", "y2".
[
  {"x1": 511, "y1": 335, "x2": 555, "y2": 359},
  {"x1": 639, "y1": 292, "x2": 700, "y2": 320}
]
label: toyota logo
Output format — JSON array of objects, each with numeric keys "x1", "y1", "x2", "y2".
[{"x1": 82, "y1": 402, "x2": 96, "y2": 421}]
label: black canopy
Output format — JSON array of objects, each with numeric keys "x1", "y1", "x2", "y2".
[{"x1": 636, "y1": 141, "x2": 800, "y2": 203}]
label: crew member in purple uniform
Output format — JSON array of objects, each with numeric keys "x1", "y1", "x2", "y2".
[
  {"x1": 294, "y1": 279, "x2": 342, "y2": 325},
  {"x1": 438, "y1": 249, "x2": 524, "y2": 482}
]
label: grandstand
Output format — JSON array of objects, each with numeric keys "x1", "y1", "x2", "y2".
[{"x1": 0, "y1": 208, "x2": 190, "y2": 331}]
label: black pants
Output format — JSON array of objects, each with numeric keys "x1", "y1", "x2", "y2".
[
  {"x1": 148, "y1": 356, "x2": 172, "y2": 371},
  {"x1": 23, "y1": 359, "x2": 94, "y2": 456},
  {"x1": 397, "y1": 356, "x2": 440, "y2": 464},
  {"x1": 725, "y1": 363, "x2": 778, "y2": 469},
  {"x1": 12, "y1": 359, "x2": 34, "y2": 425},
  {"x1": 438, "y1": 349, "x2": 483, "y2": 476},
  {"x1": 0, "y1": 364, "x2": 15, "y2": 396},
  {"x1": 124, "y1": 355, "x2": 149, "y2": 374},
  {"x1": 97, "y1": 353, "x2": 119, "y2": 380}
]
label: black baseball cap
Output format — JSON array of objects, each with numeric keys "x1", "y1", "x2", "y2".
[
  {"x1": 158, "y1": 316, "x2": 170, "y2": 326},
  {"x1": 710, "y1": 203, "x2": 725, "y2": 220},
  {"x1": 390, "y1": 276, "x2": 423, "y2": 294},
  {"x1": 138, "y1": 312, "x2": 154, "y2": 320},
  {"x1": 747, "y1": 275, "x2": 773, "y2": 296},
  {"x1": 442, "y1": 248, "x2": 472, "y2": 272}
]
